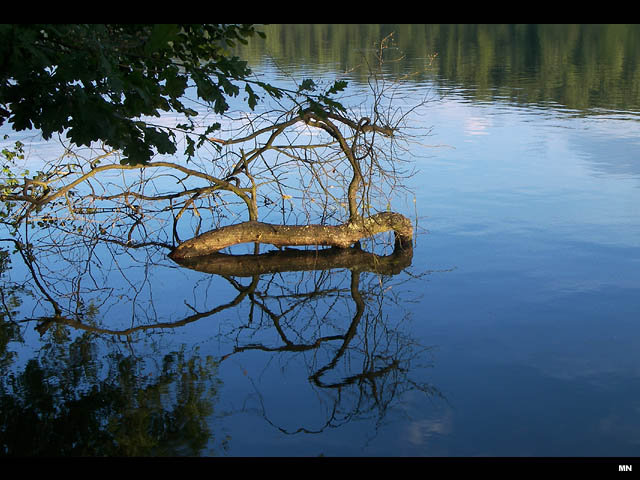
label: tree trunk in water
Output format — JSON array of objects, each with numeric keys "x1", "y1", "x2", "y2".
[{"x1": 168, "y1": 212, "x2": 413, "y2": 260}]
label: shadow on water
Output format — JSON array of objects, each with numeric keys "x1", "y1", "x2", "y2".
[{"x1": 0, "y1": 234, "x2": 446, "y2": 455}]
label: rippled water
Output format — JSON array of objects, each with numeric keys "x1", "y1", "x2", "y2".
[{"x1": 2, "y1": 25, "x2": 640, "y2": 457}]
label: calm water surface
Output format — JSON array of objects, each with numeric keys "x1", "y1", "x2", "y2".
[{"x1": 1, "y1": 25, "x2": 640, "y2": 456}]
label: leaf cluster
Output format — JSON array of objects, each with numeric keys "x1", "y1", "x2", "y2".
[
  {"x1": 0, "y1": 24, "x2": 267, "y2": 165},
  {"x1": 1, "y1": 136, "x2": 29, "y2": 223},
  {"x1": 296, "y1": 78, "x2": 349, "y2": 118}
]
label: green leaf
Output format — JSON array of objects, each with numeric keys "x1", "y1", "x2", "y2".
[
  {"x1": 145, "y1": 24, "x2": 180, "y2": 54},
  {"x1": 319, "y1": 95, "x2": 347, "y2": 113},
  {"x1": 203, "y1": 122, "x2": 222, "y2": 135},
  {"x1": 143, "y1": 127, "x2": 176, "y2": 155},
  {"x1": 162, "y1": 68, "x2": 188, "y2": 99},
  {"x1": 298, "y1": 79, "x2": 317, "y2": 92},
  {"x1": 326, "y1": 80, "x2": 348, "y2": 95},
  {"x1": 307, "y1": 100, "x2": 327, "y2": 119},
  {"x1": 184, "y1": 136, "x2": 196, "y2": 161},
  {"x1": 257, "y1": 81, "x2": 284, "y2": 100},
  {"x1": 244, "y1": 84, "x2": 259, "y2": 110}
]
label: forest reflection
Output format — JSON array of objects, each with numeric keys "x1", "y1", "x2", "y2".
[
  {"x1": 239, "y1": 24, "x2": 640, "y2": 114},
  {"x1": 0, "y1": 231, "x2": 443, "y2": 455}
]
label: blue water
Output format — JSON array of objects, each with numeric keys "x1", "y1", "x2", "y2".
[{"x1": 2, "y1": 27, "x2": 640, "y2": 457}]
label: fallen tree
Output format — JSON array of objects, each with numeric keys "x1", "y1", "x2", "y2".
[
  {"x1": 1, "y1": 32, "x2": 427, "y2": 266},
  {"x1": 169, "y1": 211, "x2": 412, "y2": 260}
]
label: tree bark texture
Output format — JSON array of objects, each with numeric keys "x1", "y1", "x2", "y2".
[{"x1": 168, "y1": 212, "x2": 413, "y2": 260}]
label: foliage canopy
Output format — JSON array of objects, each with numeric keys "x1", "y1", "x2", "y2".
[{"x1": 0, "y1": 24, "x2": 346, "y2": 166}]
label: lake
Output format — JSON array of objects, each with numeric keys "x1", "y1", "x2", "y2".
[{"x1": 1, "y1": 24, "x2": 640, "y2": 458}]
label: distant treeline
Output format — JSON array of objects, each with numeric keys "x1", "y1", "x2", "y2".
[{"x1": 239, "y1": 24, "x2": 640, "y2": 113}]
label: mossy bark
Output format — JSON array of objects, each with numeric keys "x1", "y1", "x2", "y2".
[{"x1": 168, "y1": 211, "x2": 413, "y2": 260}]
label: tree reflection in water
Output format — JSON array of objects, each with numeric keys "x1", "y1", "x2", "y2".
[{"x1": 0, "y1": 232, "x2": 446, "y2": 456}]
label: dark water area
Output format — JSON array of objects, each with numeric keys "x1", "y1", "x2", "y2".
[{"x1": 1, "y1": 25, "x2": 640, "y2": 459}]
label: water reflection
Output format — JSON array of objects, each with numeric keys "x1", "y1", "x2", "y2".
[
  {"x1": 0, "y1": 340, "x2": 223, "y2": 456},
  {"x1": 570, "y1": 130, "x2": 640, "y2": 180},
  {"x1": 0, "y1": 231, "x2": 443, "y2": 455},
  {"x1": 239, "y1": 24, "x2": 640, "y2": 114}
]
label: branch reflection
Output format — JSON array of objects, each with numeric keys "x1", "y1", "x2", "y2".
[
  {"x1": 173, "y1": 241, "x2": 444, "y2": 436},
  {"x1": 1, "y1": 235, "x2": 446, "y2": 454}
]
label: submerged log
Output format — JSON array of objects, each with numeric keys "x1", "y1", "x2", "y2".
[
  {"x1": 168, "y1": 211, "x2": 413, "y2": 260},
  {"x1": 171, "y1": 241, "x2": 413, "y2": 277}
]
